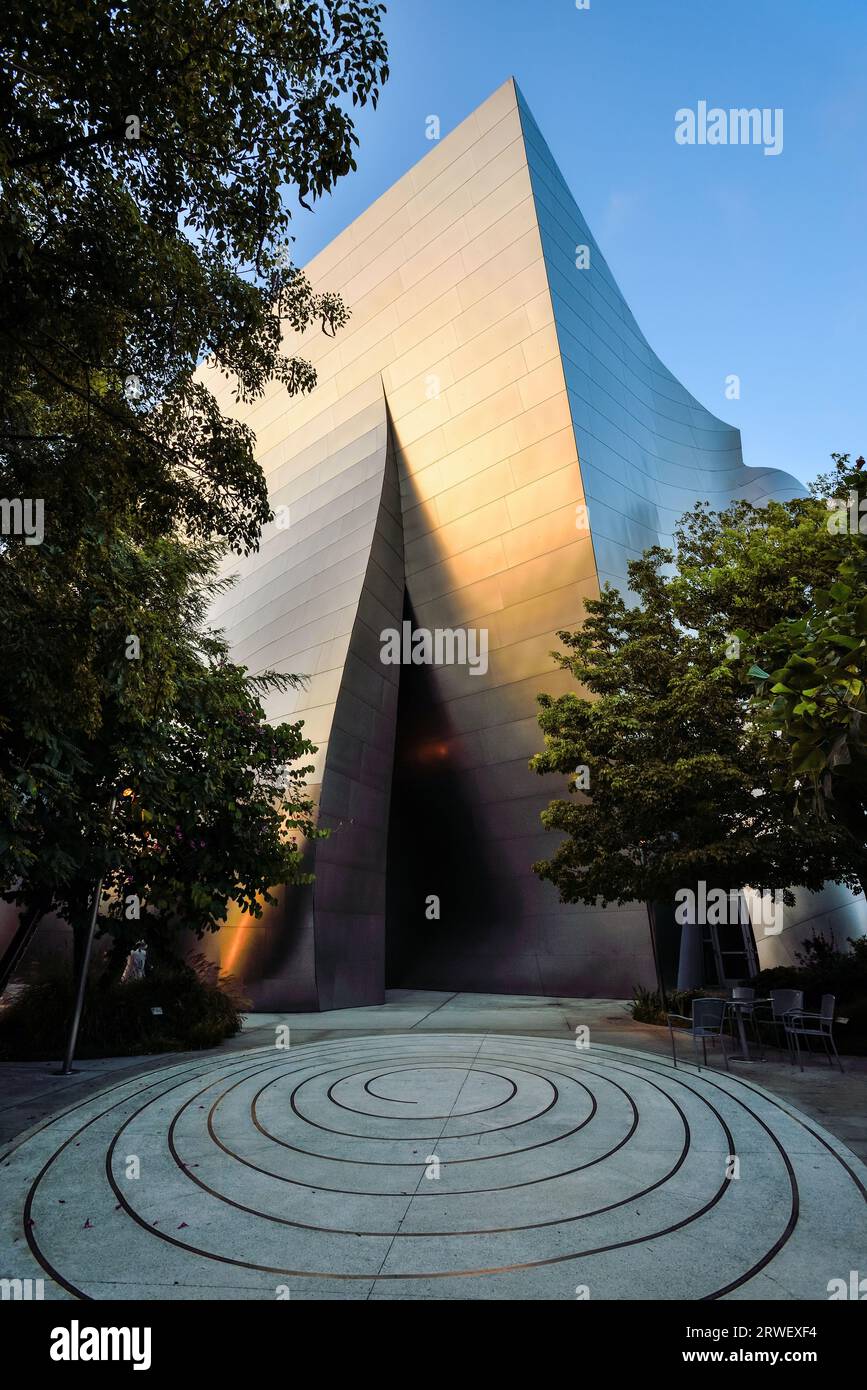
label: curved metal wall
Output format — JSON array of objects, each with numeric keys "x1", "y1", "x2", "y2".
[
  {"x1": 201, "y1": 79, "x2": 858, "y2": 1010},
  {"x1": 515, "y1": 91, "x2": 803, "y2": 589}
]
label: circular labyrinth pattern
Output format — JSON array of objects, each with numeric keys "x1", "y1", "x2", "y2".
[{"x1": 1, "y1": 1034, "x2": 865, "y2": 1300}]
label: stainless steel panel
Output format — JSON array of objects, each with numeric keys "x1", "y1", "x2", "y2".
[{"x1": 199, "y1": 79, "x2": 818, "y2": 1007}]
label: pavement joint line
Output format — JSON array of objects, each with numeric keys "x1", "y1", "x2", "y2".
[
  {"x1": 408, "y1": 992, "x2": 460, "y2": 1029},
  {"x1": 367, "y1": 1032, "x2": 491, "y2": 1295}
]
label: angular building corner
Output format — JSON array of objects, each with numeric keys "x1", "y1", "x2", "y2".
[{"x1": 203, "y1": 78, "x2": 865, "y2": 1010}]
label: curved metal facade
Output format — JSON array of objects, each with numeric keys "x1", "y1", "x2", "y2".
[
  {"x1": 203, "y1": 79, "x2": 846, "y2": 1011},
  {"x1": 516, "y1": 93, "x2": 802, "y2": 590}
]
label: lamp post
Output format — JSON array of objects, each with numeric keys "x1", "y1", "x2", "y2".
[{"x1": 58, "y1": 795, "x2": 117, "y2": 1076}]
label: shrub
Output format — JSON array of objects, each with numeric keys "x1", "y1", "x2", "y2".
[
  {"x1": 0, "y1": 953, "x2": 246, "y2": 1060},
  {"x1": 753, "y1": 932, "x2": 867, "y2": 1054},
  {"x1": 630, "y1": 986, "x2": 713, "y2": 1026}
]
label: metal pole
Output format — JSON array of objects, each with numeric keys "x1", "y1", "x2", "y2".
[
  {"x1": 59, "y1": 795, "x2": 116, "y2": 1075},
  {"x1": 59, "y1": 876, "x2": 105, "y2": 1075}
]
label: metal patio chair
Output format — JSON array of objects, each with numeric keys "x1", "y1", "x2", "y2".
[
  {"x1": 784, "y1": 994, "x2": 845, "y2": 1073},
  {"x1": 667, "y1": 997, "x2": 733, "y2": 1070},
  {"x1": 756, "y1": 988, "x2": 804, "y2": 1057}
]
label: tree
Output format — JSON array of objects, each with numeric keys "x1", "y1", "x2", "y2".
[
  {"x1": 747, "y1": 459, "x2": 867, "y2": 820},
  {"x1": 0, "y1": 1, "x2": 388, "y2": 983},
  {"x1": 531, "y1": 551, "x2": 859, "y2": 967},
  {"x1": 0, "y1": 533, "x2": 320, "y2": 981},
  {"x1": 0, "y1": 0, "x2": 389, "y2": 551},
  {"x1": 669, "y1": 454, "x2": 867, "y2": 879}
]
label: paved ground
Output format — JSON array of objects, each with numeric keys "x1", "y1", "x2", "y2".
[{"x1": 1, "y1": 993, "x2": 865, "y2": 1300}]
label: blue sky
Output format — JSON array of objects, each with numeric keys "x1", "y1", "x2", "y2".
[{"x1": 289, "y1": 0, "x2": 866, "y2": 489}]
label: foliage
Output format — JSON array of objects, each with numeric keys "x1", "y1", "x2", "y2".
[
  {"x1": 629, "y1": 986, "x2": 710, "y2": 1027},
  {"x1": 0, "y1": 535, "x2": 320, "y2": 964},
  {"x1": 0, "y1": 2, "x2": 387, "y2": 971},
  {"x1": 0, "y1": 0, "x2": 389, "y2": 551},
  {"x1": 754, "y1": 931, "x2": 867, "y2": 999},
  {"x1": 670, "y1": 454, "x2": 867, "y2": 860},
  {"x1": 746, "y1": 460, "x2": 867, "y2": 833},
  {"x1": 752, "y1": 933, "x2": 867, "y2": 1055},
  {"x1": 530, "y1": 550, "x2": 856, "y2": 911},
  {"x1": 0, "y1": 952, "x2": 246, "y2": 1059}
]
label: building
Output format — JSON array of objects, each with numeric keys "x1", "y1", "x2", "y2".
[{"x1": 193, "y1": 78, "x2": 864, "y2": 1009}]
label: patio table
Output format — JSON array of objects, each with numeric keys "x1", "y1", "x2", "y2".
[{"x1": 725, "y1": 998, "x2": 766, "y2": 1063}]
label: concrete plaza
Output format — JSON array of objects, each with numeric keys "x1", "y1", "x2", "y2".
[{"x1": 1, "y1": 993, "x2": 865, "y2": 1300}]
